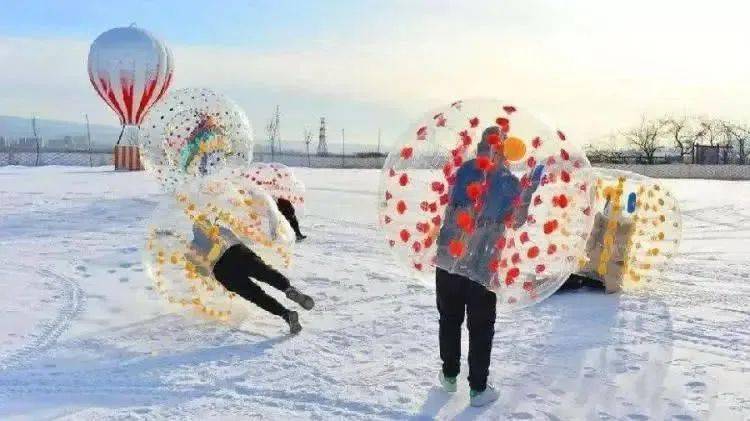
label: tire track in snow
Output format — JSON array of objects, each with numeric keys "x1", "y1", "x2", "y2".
[{"x1": 0, "y1": 268, "x2": 84, "y2": 371}]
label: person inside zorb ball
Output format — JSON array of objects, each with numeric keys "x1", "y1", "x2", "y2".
[
  {"x1": 379, "y1": 99, "x2": 594, "y2": 309},
  {"x1": 379, "y1": 99, "x2": 594, "y2": 403},
  {"x1": 143, "y1": 174, "x2": 315, "y2": 334},
  {"x1": 563, "y1": 168, "x2": 682, "y2": 293},
  {"x1": 236, "y1": 162, "x2": 307, "y2": 241},
  {"x1": 139, "y1": 88, "x2": 253, "y2": 190}
]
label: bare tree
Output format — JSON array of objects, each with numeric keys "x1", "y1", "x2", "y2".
[
  {"x1": 718, "y1": 120, "x2": 750, "y2": 164},
  {"x1": 695, "y1": 117, "x2": 728, "y2": 147},
  {"x1": 623, "y1": 115, "x2": 666, "y2": 164},
  {"x1": 661, "y1": 115, "x2": 695, "y2": 163}
]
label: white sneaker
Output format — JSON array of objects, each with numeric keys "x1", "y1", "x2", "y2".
[
  {"x1": 469, "y1": 385, "x2": 499, "y2": 407},
  {"x1": 438, "y1": 372, "x2": 458, "y2": 393}
]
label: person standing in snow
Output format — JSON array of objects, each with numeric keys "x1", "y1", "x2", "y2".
[
  {"x1": 434, "y1": 126, "x2": 544, "y2": 407},
  {"x1": 186, "y1": 205, "x2": 315, "y2": 334}
]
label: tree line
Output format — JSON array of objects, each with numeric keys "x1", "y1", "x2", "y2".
[{"x1": 586, "y1": 115, "x2": 750, "y2": 164}]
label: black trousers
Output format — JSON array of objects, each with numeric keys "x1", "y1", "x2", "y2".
[
  {"x1": 276, "y1": 198, "x2": 303, "y2": 237},
  {"x1": 436, "y1": 268, "x2": 496, "y2": 392},
  {"x1": 557, "y1": 273, "x2": 605, "y2": 292},
  {"x1": 212, "y1": 244, "x2": 291, "y2": 317}
]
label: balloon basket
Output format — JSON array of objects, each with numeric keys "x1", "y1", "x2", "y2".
[{"x1": 113, "y1": 145, "x2": 144, "y2": 171}]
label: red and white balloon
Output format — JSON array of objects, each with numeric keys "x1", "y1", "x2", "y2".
[{"x1": 88, "y1": 25, "x2": 174, "y2": 127}]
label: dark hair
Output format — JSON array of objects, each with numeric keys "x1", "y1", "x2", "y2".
[{"x1": 477, "y1": 126, "x2": 504, "y2": 162}]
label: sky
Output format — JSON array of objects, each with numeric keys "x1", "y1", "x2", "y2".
[{"x1": 2, "y1": 0, "x2": 750, "y2": 150}]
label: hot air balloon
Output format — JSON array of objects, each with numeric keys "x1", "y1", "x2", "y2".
[{"x1": 88, "y1": 25, "x2": 174, "y2": 146}]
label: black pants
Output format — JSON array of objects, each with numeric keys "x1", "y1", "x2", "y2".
[
  {"x1": 276, "y1": 198, "x2": 304, "y2": 238},
  {"x1": 556, "y1": 273, "x2": 605, "y2": 292},
  {"x1": 213, "y1": 244, "x2": 291, "y2": 317},
  {"x1": 436, "y1": 268, "x2": 496, "y2": 392}
]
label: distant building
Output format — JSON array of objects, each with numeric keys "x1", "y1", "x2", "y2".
[
  {"x1": 70, "y1": 135, "x2": 89, "y2": 149},
  {"x1": 0, "y1": 136, "x2": 5, "y2": 148},
  {"x1": 46, "y1": 137, "x2": 72, "y2": 149},
  {"x1": 695, "y1": 144, "x2": 733, "y2": 165}
]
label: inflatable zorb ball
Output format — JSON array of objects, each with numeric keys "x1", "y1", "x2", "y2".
[
  {"x1": 140, "y1": 88, "x2": 253, "y2": 190},
  {"x1": 236, "y1": 163, "x2": 306, "y2": 216},
  {"x1": 143, "y1": 174, "x2": 295, "y2": 320},
  {"x1": 378, "y1": 99, "x2": 594, "y2": 310},
  {"x1": 577, "y1": 168, "x2": 681, "y2": 290}
]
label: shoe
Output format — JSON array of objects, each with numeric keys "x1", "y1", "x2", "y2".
[
  {"x1": 439, "y1": 372, "x2": 457, "y2": 393},
  {"x1": 285, "y1": 287, "x2": 315, "y2": 310},
  {"x1": 283, "y1": 311, "x2": 302, "y2": 334},
  {"x1": 296, "y1": 234, "x2": 307, "y2": 242},
  {"x1": 469, "y1": 385, "x2": 499, "y2": 407}
]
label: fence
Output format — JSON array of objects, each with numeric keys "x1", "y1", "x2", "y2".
[
  {"x1": 598, "y1": 164, "x2": 750, "y2": 180},
  {"x1": 4, "y1": 146, "x2": 749, "y2": 180},
  {"x1": 252, "y1": 152, "x2": 386, "y2": 168},
  {"x1": 0, "y1": 146, "x2": 113, "y2": 167},
  {"x1": 0, "y1": 146, "x2": 387, "y2": 169}
]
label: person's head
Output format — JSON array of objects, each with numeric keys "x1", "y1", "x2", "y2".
[{"x1": 477, "y1": 126, "x2": 505, "y2": 165}]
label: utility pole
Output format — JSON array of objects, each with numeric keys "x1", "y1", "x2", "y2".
[
  {"x1": 274, "y1": 105, "x2": 281, "y2": 153},
  {"x1": 317, "y1": 117, "x2": 328, "y2": 156},
  {"x1": 85, "y1": 113, "x2": 93, "y2": 167},
  {"x1": 266, "y1": 106, "x2": 280, "y2": 162},
  {"x1": 377, "y1": 128, "x2": 382, "y2": 155},
  {"x1": 32, "y1": 115, "x2": 40, "y2": 166},
  {"x1": 304, "y1": 129, "x2": 312, "y2": 167}
]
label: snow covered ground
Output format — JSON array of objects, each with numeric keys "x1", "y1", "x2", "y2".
[{"x1": 0, "y1": 166, "x2": 748, "y2": 420}]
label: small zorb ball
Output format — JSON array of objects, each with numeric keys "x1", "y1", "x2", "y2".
[
  {"x1": 140, "y1": 88, "x2": 253, "y2": 191},
  {"x1": 576, "y1": 168, "x2": 681, "y2": 291},
  {"x1": 378, "y1": 99, "x2": 594, "y2": 310},
  {"x1": 143, "y1": 173, "x2": 295, "y2": 320},
  {"x1": 235, "y1": 163, "x2": 306, "y2": 216}
]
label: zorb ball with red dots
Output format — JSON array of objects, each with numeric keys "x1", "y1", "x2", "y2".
[
  {"x1": 377, "y1": 99, "x2": 594, "y2": 310},
  {"x1": 235, "y1": 163, "x2": 306, "y2": 217},
  {"x1": 140, "y1": 88, "x2": 253, "y2": 191}
]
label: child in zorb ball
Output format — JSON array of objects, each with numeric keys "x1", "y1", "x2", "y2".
[{"x1": 139, "y1": 88, "x2": 253, "y2": 191}]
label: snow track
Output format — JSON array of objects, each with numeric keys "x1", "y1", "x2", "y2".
[{"x1": 0, "y1": 267, "x2": 84, "y2": 371}]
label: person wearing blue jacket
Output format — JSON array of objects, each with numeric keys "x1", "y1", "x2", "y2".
[{"x1": 434, "y1": 126, "x2": 544, "y2": 406}]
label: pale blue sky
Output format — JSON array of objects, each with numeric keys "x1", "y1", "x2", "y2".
[
  {"x1": 0, "y1": 1, "x2": 378, "y2": 49},
  {"x1": 2, "y1": 0, "x2": 750, "y2": 149}
]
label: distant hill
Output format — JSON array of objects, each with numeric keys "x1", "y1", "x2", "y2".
[{"x1": 0, "y1": 115, "x2": 121, "y2": 146}]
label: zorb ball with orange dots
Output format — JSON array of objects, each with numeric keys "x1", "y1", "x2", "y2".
[
  {"x1": 377, "y1": 99, "x2": 595, "y2": 310},
  {"x1": 143, "y1": 173, "x2": 295, "y2": 321},
  {"x1": 576, "y1": 168, "x2": 681, "y2": 291},
  {"x1": 236, "y1": 163, "x2": 306, "y2": 217}
]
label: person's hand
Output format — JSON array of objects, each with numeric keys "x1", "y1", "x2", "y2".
[
  {"x1": 531, "y1": 164, "x2": 545, "y2": 185},
  {"x1": 184, "y1": 251, "x2": 210, "y2": 278}
]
